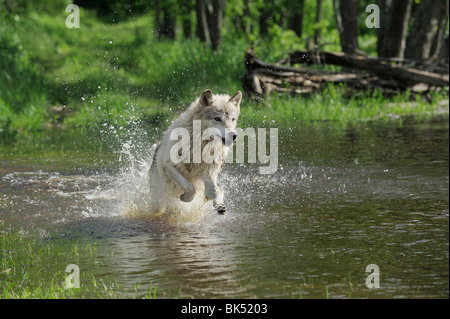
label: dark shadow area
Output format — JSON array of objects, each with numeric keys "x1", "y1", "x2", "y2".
[{"x1": 74, "y1": 0, "x2": 150, "y2": 23}]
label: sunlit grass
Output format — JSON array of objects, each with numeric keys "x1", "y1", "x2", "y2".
[{"x1": 239, "y1": 87, "x2": 449, "y2": 128}]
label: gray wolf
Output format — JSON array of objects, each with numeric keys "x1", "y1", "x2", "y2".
[{"x1": 147, "y1": 89, "x2": 242, "y2": 217}]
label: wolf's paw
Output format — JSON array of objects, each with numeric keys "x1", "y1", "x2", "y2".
[
  {"x1": 214, "y1": 202, "x2": 226, "y2": 214},
  {"x1": 180, "y1": 191, "x2": 195, "y2": 202}
]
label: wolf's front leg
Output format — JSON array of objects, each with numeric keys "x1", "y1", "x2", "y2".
[
  {"x1": 204, "y1": 179, "x2": 217, "y2": 201},
  {"x1": 213, "y1": 189, "x2": 226, "y2": 214},
  {"x1": 204, "y1": 179, "x2": 226, "y2": 214},
  {"x1": 163, "y1": 160, "x2": 195, "y2": 202}
]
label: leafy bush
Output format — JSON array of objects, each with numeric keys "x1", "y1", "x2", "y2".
[{"x1": 0, "y1": 21, "x2": 48, "y2": 134}]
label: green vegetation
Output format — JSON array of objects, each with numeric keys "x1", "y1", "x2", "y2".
[
  {"x1": 0, "y1": 224, "x2": 161, "y2": 298},
  {"x1": 240, "y1": 86, "x2": 448, "y2": 128},
  {"x1": 1, "y1": 2, "x2": 447, "y2": 143},
  {"x1": 0, "y1": 1, "x2": 448, "y2": 300},
  {"x1": 0, "y1": 1, "x2": 448, "y2": 177}
]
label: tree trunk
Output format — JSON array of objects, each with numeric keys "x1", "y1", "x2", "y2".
[
  {"x1": 430, "y1": 1, "x2": 449, "y2": 61},
  {"x1": 182, "y1": 3, "x2": 193, "y2": 38},
  {"x1": 182, "y1": 19, "x2": 192, "y2": 38},
  {"x1": 288, "y1": 50, "x2": 449, "y2": 86},
  {"x1": 378, "y1": 0, "x2": 412, "y2": 58},
  {"x1": 288, "y1": 0, "x2": 304, "y2": 38},
  {"x1": 439, "y1": 34, "x2": 449, "y2": 64},
  {"x1": 259, "y1": 8, "x2": 270, "y2": 36},
  {"x1": 405, "y1": 0, "x2": 445, "y2": 60},
  {"x1": 154, "y1": 0, "x2": 162, "y2": 39},
  {"x1": 314, "y1": 0, "x2": 322, "y2": 45},
  {"x1": 161, "y1": 7, "x2": 176, "y2": 39},
  {"x1": 239, "y1": 0, "x2": 252, "y2": 34},
  {"x1": 332, "y1": 0, "x2": 344, "y2": 43},
  {"x1": 376, "y1": 0, "x2": 392, "y2": 57},
  {"x1": 333, "y1": 0, "x2": 359, "y2": 54},
  {"x1": 206, "y1": 0, "x2": 224, "y2": 51},
  {"x1": 195, "y1": 0, "x2": 210, "y2": 43}
]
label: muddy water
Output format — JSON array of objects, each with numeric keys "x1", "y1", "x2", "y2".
[{"x1": 0, "y1": 116, "x2": 448, "y2": 298}]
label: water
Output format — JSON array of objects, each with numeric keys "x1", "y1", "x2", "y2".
[{"x1": 0, "y1": 116, "x2": 448, "y2": 298}]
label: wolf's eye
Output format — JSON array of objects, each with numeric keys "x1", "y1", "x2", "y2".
[
  {"x1": 214, "y1": 117, "x2": 221, "y2": 122},
  {"x1": 232, "y1": 118, "x2": 236, "y2": 122}
]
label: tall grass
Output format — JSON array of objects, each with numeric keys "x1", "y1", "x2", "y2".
[{"x1": 0, "y1": 21, "x2": 49, "y2": 133}]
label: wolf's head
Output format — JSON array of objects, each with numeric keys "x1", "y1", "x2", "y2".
[{"x1": 197, "y1": 89, "x2": 241, "y2": 147}]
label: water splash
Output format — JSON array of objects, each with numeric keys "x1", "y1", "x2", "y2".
[{"x1": 86, "y1": 107, "x2": 218, "y2": 225}]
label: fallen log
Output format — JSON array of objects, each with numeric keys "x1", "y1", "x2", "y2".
[
  {"x1": 287, "y1": 50, "x2": 449, "y2": 87},
  {"x1": 241, "y1": 49, "x2": 449, "y2": 98}
]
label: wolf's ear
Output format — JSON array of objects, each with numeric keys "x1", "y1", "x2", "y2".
[
  {"x1": 229, "y1": 91, "x2": 242, "y2": 109},
  {"x1": 200, "y1": 89, "x2": 214, "y2": 107}
]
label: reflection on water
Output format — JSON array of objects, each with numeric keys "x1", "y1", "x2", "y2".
[{"x1": 0, "y1": 117, "x2": 448, "y2": 298}]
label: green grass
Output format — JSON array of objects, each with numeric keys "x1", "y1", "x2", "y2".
[
  {"x1": 239, "y1": 86, "x2": 449, "y2": 128},
  {"x1": 1, "y1": 8, "x2": 245, "y2": 134},
  {"x1": 1, "y1": 7, "x2": 448, "y2": 142},
  {"x1": 0, "y1": 224, "x2": 165, "y2": 299}
]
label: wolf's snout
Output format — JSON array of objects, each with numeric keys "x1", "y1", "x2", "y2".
[
  {"x1": 226, "y1": 132, "x2": 238, "y2": 145},
  {"x1": 221, "y1": 131, "x2": 238, "y2": 146}
]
